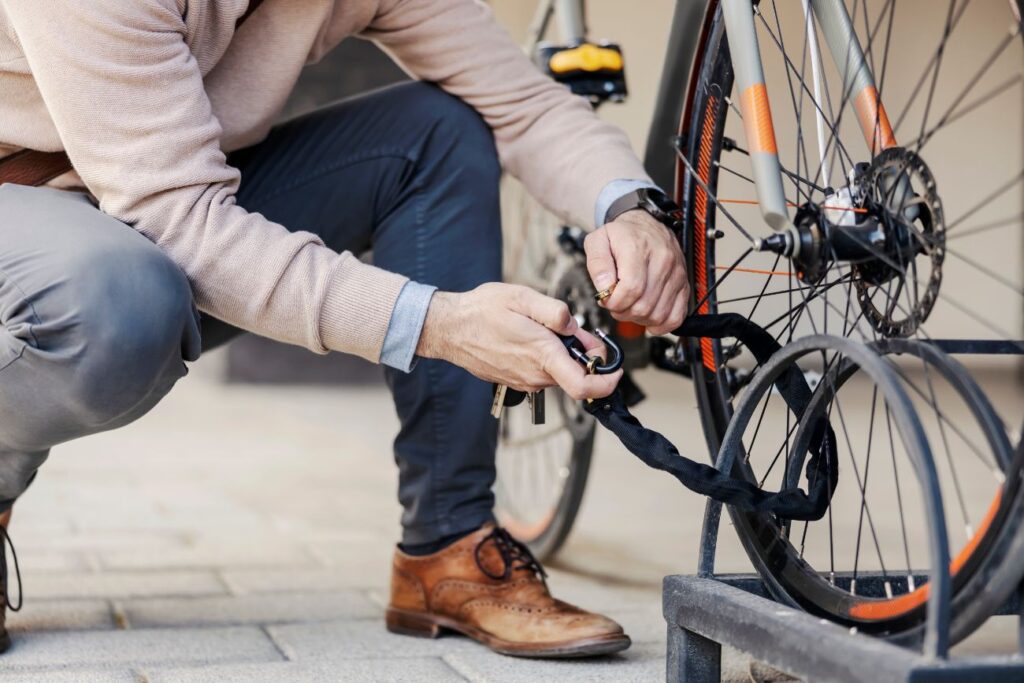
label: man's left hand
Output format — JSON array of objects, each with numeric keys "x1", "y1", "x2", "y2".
[{"x1": 584, "y1": 209, "x2": 690, "y2": 336}]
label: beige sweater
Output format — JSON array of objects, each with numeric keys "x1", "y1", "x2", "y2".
[{"x1": 0, "y1": 0, "x2": 649, "y2": 362}]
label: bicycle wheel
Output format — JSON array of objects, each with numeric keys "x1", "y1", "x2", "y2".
[
  {"x1": 676, "y1": 1, "x2": 1024, "y2": 643},
  {"x1": 493, "y1": 177, "x2": 596, "y2": 560}
]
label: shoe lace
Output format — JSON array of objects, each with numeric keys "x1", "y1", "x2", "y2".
[
  {"x1": 473, "y1": 527, "x2": 547, "y2": 583},
  {"x1": 0, "y1": 525, "x2": 22, "y2": 612}
]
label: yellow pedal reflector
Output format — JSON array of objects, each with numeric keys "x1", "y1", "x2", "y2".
[{"x1": 549, "y1": 44, "x2": 624, "y2": 74}]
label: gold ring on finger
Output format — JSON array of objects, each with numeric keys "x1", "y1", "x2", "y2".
[{"x1": 594, "y1": 284, "x2": 616, "y2": 303}]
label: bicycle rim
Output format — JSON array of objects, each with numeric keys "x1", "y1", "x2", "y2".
[{"x1": 677, "y1": 0, "x2": 1024, "y2": 642}]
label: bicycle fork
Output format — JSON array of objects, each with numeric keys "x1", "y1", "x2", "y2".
[{"x1": 719, "y1": 0, "x2": 898, "y2": 242}]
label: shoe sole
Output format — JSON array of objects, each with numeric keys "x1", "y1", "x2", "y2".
[{"x1": 385, "y1": 606, "x2": 632, "y2": 659}]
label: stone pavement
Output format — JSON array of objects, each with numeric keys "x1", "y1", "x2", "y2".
[{"x1": 2, "y1": 351, "x2": 1019, "y2": 682}]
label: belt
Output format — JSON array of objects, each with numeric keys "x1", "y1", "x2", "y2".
[
  {"x1": 0, "y1": 149, "x2": 73, "y2": 187},
  {"x1": 0, "y1": 0, "x2": 268, "y2": 188}
]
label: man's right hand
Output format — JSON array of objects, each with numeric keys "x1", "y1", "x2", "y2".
[{"x1": 416, "y1": 283, "x2": 622, "y2": 400}]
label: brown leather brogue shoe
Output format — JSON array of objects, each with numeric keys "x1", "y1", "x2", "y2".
[{"x1": 386, "y1": 524, "x2": 630, "y2": 658}]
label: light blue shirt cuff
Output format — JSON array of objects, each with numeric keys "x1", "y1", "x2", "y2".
[
  {"x1": 380, "y1": 281, "x2": 437, "y2": 373},
  {"x1": 594, "y1": 178, "x2": 662, "y2": 228}
]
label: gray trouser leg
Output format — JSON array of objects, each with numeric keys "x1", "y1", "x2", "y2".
[{"x1": 0, "y1": 184, "x2": 201, "y2": 510}]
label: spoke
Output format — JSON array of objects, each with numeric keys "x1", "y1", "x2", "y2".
[
  {"x1": 915, "y1": 1, "x2": 959, "y2": 148},
  {"x1": 916, "y1": 31, "x2": 1018, "y2": 154},
  {"x1": 948, "y1": 213, "x2": 1024, "y2": 241},
  {"x1": 716, "y1": 279, "x2": 823, "y2": 306},
  {"x1": 836, "y1": 390, "x2": 889, "y2": 584},
  {"x1": 885, "y1": 404, "x2": 916, "y2": 590},
  {"x1": 911, "y1": 75, "x2": 1023, "y2": 148},
  {"x1": 715, "y1": 162, "x2": 756, "y2": 186},
  {"x1": 946, "y1": 169, "x2": 1024, "y2": 232},
  {"x1": 675, "y1": 147, "x2": 757, "y2": 243},
  {"x1": 890, "y1": 365, "x2": 999, "y2": 471},
  {"x1": 758, "y1": 419, "x2": 802, "y2": 488},
  {"x1": 943, "y1": 245, "x2": 1024, "y2": 299},
  {"x1": 769, "y1": 0, "x2": 817, "y2": 201},
  {"x1": 892, "y1": 0, "x2": 973, "y2": 134},
  {"x1": 755, "y1": 11, "x2": 858, "y2": 175},
  {"x1": 745, "y1": 390, "x2": 778, "y2": 463},
  {"x1": 694, "y1": 248, "x2": 755, "y2": 313}
]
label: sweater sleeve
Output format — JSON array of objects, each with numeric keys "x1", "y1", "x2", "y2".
[
  {"x1": 2, "y1": 0, "x2": 407, "y2": 361},
  {"x1": 363, "y1": 0, "x2": 652, "y2": 230}
]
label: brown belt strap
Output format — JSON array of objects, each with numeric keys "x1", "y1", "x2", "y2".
[{"x1": 0, "y1": 0, "x2": 268, "y2": 188}]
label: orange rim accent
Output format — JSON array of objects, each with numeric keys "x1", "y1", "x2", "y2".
[
  {"x1": 693, "y1": 95, "x2": 718, "y2": 372},
  {"x1": 854, "y1": 85, "x2": 897, "y2": 154},
  {"x1": 848, "y1": 489, "x2": 1003, "y2": 620},
  {"x1": 616, "y1": 321, "x2": 646, "y2": 340},
  {"x1": 739, "y1": 84, "x2": 779, "y2": 155}
]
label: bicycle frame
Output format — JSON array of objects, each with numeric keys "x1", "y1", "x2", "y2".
[
  {"x1": 525, "y1": 0, "x2": 588, "y2": 53},
  {"x1": 645, "y1": 0, "x2": 897, "y2": 237}
]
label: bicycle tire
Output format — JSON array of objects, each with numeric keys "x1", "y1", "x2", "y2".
[
  {"x1": 678, "y1": 2, "x2": 1024, "y2": 644},
  {"x1": 493, "y1": 178, "x2": 595, "y2": 561}
]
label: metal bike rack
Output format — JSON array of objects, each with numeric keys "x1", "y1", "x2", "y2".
[
  {"x1": 661, "y1": 336, "x2": 1024, "y2": 682},
  {"x1": 663, "y1": 572, "x2": 1024, "y2": 682}
]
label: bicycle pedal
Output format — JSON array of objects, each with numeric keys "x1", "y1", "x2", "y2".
[{"x1": 537, "y1": 42, "x2": 628, "y2": 102}]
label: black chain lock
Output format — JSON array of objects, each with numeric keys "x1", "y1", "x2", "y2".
[{"x1": 577, "y1": 314, "x2": 839, "y2": 522}]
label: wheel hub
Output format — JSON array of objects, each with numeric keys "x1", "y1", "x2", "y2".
[{"x1": 757, "y1": 147, "x2": 946, "y2": 337}]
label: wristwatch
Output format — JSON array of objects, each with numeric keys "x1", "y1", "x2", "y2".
[{"x1": 604, "y1": 187, "x2": 683, "y2": 235}]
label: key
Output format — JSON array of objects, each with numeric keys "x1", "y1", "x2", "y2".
[
  {"x1": 490, "y1": 384, "x2": 508, "y2": 419},
  {"x1": 528, "y1": 389, "x2": 545, "y2": 425},
  {"x1": 491, "y1": 384, "x2": 527, "y2": 419}
]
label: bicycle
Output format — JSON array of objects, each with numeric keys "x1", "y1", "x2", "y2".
[{"x1": 494, "y1": 0, "x2": 1024, "y2": 648}]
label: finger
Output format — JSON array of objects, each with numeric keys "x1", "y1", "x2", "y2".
[
  {"x1": 573, "y1": 327, "x2": 608, "y2": 361},
  {"x1": 585, "y1": 229, "x2": 618, "y2": 293},
  {"x1": 645, "y1": 291, "x2": 678, "y2": 336},
  {"x1": 577, "y1": 369, "x2": 623, "y2": 399},
  {"x1": 645, "y1": 275, "x2": 686, "y2": 334},
  {"x1": 604, "y1": 243, "x2": 646, "y2": 313},
  {"x1": 511, "y1": 287, "x2": 577, "y2": 335},
  {"x1": 663, "y1": 293, "x2": 690, "y2": 335},
  {"x1": 545, "y1": 348, "x2": 622, "y2": 400}
]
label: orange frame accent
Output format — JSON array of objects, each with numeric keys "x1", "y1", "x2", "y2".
[
  {"x1": 853, "y1": 85, "x2": 897, "y2": 154},
  {"x1": 738, "y1": 83, "x2": 779, "y2": 155}
]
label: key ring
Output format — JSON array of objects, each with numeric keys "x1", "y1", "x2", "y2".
[{"x1": 556, "y1": 328, "x2": 623, "y2": 375}]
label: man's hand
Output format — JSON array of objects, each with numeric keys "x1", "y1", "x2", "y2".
[
  {"x1": 584, "y1": 210, "x2": 689, "y2": 336},
  {"x1": 416, "y1": 284, "x2": 622, "y2": 400}
]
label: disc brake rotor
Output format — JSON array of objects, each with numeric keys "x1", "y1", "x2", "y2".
[{"x1": 855, "y1": 148, "x2": 946, "y2": 337}]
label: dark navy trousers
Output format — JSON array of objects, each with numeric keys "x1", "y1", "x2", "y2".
[{"x1": 0, "y1": 83, "x2": 502, "y2": 544}]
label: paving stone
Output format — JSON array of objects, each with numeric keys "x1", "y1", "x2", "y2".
[
  {"x1": 6, "y1": 599, "x2": 114, "y2": 632},
  {"x1": 143, "y1": 658, "x2": 465, "y2": 682},
  {"x1": 0, "y1": 670, "x2": 137, "y2": 683},
  {"x1": 14, "y1": 529, "x2": 189, "y2": 553},
  {"x1": 27, "y1": 570, "x2": 227, "y2": 599},
  {"x1": 443, "y1": 641, "x2": 664, "y2": 683},
  {"x1": 221, "y1": 568, "x2": 376, "y2": 594},
  {"x1": 1, "y1": 626, "x2": 282, "y2": 669},
  {"x1": 98, "y1": 540, "x2": 316, "y2": 571},
  {"x1": 268, "y1": 619, "x2": 479, "y2": 660},
  {"x1": 11, "y1": 549, "x2": 94, "y2": 573},
  {"x1": 123, "y1": 591, "x2": 380, "y2": 627}
]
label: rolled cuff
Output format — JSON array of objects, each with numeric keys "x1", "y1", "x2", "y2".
[
  {"x1": 318, "y1": 255, "x2": 409, "y2": 362},
  {"x1": 594, "y1": 178, "x2": 662, "y2": 228},
  {"x1": 379, "y1": 281, "x2": 437, "y2": 373}
]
